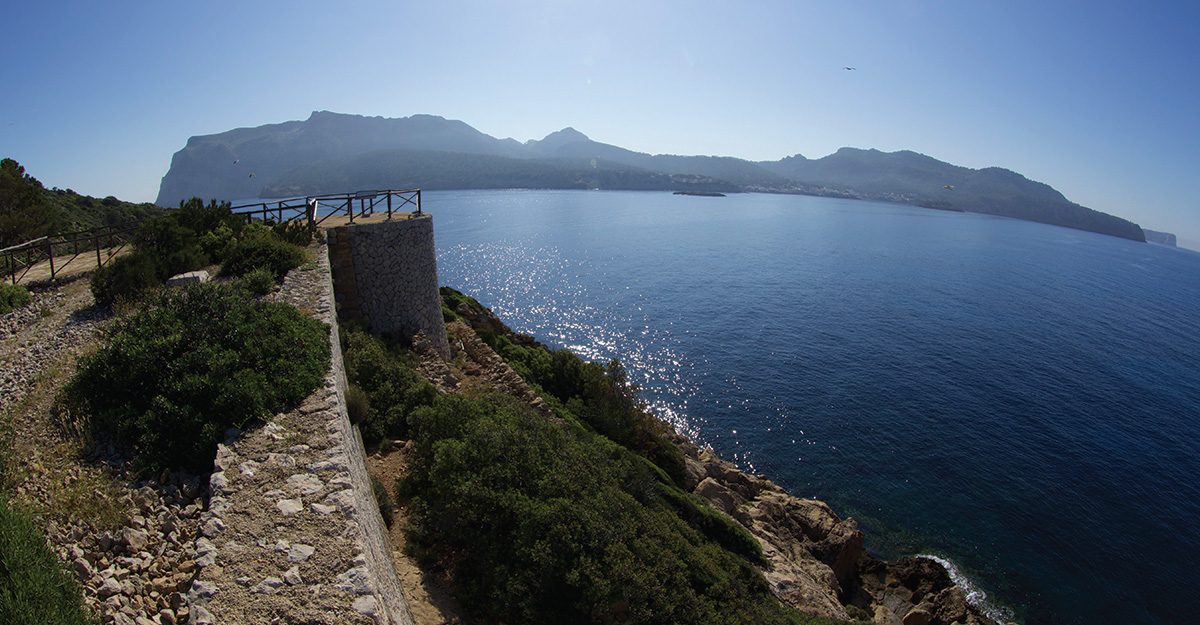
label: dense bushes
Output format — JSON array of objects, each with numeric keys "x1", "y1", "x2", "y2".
[
  {"x1": 89, "y1": 198, "x2": 308, "y2": 307},
  {"x1": 0, "y1": 501, "x2": 97, "y2": 625},
  {"x1": 219, "y1": 233, "x2": 307, "y2": 280},
  {"x1": 0, "y1": 282, "x2": 31, "y2": 314},
  {"x1": 340, "y1": 324, "x2": 436, "y2": 445},
  {"x1": 474, "y1": 320, "x2": 687, "y2": 487},
  {"x1": 402, "y1": 391, "x2": 802, "y2": 625},
  {"x1": 63, "y1": 283, "x2": 330, "y2": 473},
  {"x1": 88, "y1": 252, "x2": 160, "y2": 308},
  {"x1": 339, "y1": 319, "x2": 795, "y2": 624}
]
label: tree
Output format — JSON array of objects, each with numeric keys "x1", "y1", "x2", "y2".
[{"x1": 0, "y1": 159, "x2": 61, "y2": 249}]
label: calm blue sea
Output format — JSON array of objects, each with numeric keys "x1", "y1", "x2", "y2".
[{"x1": 422, "y1": 189, "x2": 1199, "y2": 625}]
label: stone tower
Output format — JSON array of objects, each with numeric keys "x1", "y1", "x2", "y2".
[{"x1": 327, "y1": 215, "x2": 450, "y2": 360}]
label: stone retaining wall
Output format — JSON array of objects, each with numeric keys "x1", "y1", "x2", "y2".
[{"x1": 186, "y1": 241, "x2": 412, "y2": 625}]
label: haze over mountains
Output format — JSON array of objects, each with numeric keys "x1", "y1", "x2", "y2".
[{"x1": 157, "y1": 111, "x2": 1146, "y2": 242}]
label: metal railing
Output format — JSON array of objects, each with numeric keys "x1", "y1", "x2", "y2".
[
  {"x1": 2, "y1": 221, "x2": 140, "y2": 285},
  {"x1": 230, "y1": 189, "x2": 421, "y2": 228}
]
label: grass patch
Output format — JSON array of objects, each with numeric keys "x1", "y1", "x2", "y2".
[{"x1": 0, "y1": 500, "x2": 99, "y2": 625}]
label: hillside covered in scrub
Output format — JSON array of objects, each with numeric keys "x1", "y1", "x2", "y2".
[
  {"x1": 349, "y1": 285, "x2": 1007, "y2": 625},
  {"x1": 1, "y1": 158, "x2": 164, "y2": 250}
]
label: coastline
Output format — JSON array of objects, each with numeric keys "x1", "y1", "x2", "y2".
[{"x1": 448, "y1": 296, "x2": 1013, "y2": 625}]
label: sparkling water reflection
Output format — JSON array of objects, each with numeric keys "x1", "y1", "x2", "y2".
[{"x1": 427, "y1": 189, "x2": 1200, "y2": 625}]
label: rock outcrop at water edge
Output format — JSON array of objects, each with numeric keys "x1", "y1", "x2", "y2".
[{"x1": 463, "y1": 301, "x2": 1007, "y2": 625}]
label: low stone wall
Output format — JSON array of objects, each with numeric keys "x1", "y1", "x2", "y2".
[{"x1": 186, "y1": 242, "x2": 412, "y2": 625}]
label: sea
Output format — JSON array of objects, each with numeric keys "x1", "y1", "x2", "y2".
[{"x1": 416, "y1": 189, "x2": 1198, "y2": 625}]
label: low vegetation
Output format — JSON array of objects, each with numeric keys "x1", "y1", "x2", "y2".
[
  {"x1": 60, "y1": 282, "x2": 330, "y2": 473},
  {"x1": 344, "y1": 293, "x2": 862, "y2": 625},
  {"x1": 89, "y1": 197, "x2": 310, "y2": 307},
  {"x1": 0, "y1": 501, "x2": 99, "y2": 625},
  {"x1": 443, "y1": 287, "x2": 686, "y2": 486},
  {"x1": 0, "y1": 282, "x2": 31, "y2": 314},
  {"x1": 340, "y1": 323, "x2": 437, "y2": 446},
  {"x1": 1, "y1": 388, "x2": 99, "y2": 624}
]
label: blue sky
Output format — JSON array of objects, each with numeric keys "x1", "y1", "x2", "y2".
[{"x1": 3, "y1": 0, "x2": 1198, "y2": 248}]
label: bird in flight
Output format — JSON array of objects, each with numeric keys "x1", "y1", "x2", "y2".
[
  {"x1": 249, "y1": 173, "x2": 256, "y2": 178},
  {"x1": 843, "y1": 67, "x2": 856, "y2": 71},
  {"x1": 233, "y1": 159, "x2": 239, "y2": 164},
  {"x1": 943, "y1": 185, "x2": 954, "y2": 190}
]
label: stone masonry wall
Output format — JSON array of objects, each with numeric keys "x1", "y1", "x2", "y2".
[
  {"x1": 336, "y1": 216, "x2": 449, "y2": 360},
  {"x1": 186, "y1": 241, "x2": 412, "y2": 625}
]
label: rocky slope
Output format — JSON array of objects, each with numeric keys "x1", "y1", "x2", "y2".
[{"x1": 1, "y1": 280, "x2": 208, "y2": 625}]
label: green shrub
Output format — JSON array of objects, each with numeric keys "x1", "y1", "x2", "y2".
[
  {"x1": 220, "y1": 236, "x2": 306, "y2": 280},
  {"x1": 272, "y1": 219, "x2": 315, "y2": 247},
  {"x1": 0, "y1": 500, "x2": 98, "y2": 625},
  {"x1": 237, "y1": 267, "x2": 277, "y2": 296},
  {"x1": 371, "y1": 474, "x2": 395, "y2": 529},
  {"x1": 0, "y1": 283, "x2": 31, "y2": 314},
  {"x1": 340, "y1": 325, "x2": 437, "y2": 445},
  {"x1": 198, "y1": 223, "x2": 236, "y2": 261},
  {"x1": 63, "y1": 283, "x2": 330, "y2": 473},
  {"x1": 345, "y1": 384, "x2": 370, "y2": 425},
  {"x1": 89, "y1": 251, "x2": 160, "y2": 308},
  {"x1": 472, "y1": 319, "x2": 687, "y2": 487},
  {"x1": 404, "y1": 392, "x2": 803, "y2": 625},
  {"x1": 133, "y1": 216, "x2": 206, "y2": 280}
]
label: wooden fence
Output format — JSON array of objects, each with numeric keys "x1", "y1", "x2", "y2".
[
  {"x1": 2, "y1": 189, "x2": 422, "y2": 285},
  {"x1": 230, "y1": 189, "x2": 421, "y2": 227},
  {"x1": 2, "y1": 221, "x2": 140, "y2": 285}
]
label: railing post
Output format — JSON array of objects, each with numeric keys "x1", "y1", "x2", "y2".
[
  {"x1": 387, "y1": 193, "x2": 393, "y2": 218},
  {"x1": 46, "y1": 240, "x2": 55, "y2": 280}
]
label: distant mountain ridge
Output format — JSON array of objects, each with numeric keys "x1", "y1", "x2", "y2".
[{"x1": 157, "y1": 111, "x2": 1145, "y2": 242}]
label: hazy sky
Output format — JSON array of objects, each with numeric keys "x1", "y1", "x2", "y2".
[{"x1": 3, "y1": 1, "x2": 1198, "y2": 248}]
